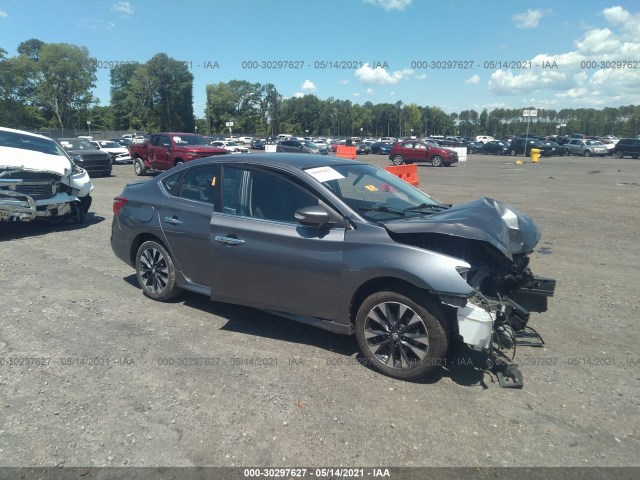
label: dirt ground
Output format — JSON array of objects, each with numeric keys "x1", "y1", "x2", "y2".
[{"x1": 0, "y1": 152, "x2": 638, "y2": 470}]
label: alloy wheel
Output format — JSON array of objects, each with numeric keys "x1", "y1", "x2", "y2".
[
  {"x1": 363, "y1": 301, "x2": 429, "y2": 370},
  {"x1": 138, "y1": 246, "x2": 169, "y2": 294}
]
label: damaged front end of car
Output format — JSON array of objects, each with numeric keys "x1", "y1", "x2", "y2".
[
  {"x1": 0, "y1": 150, "x2": 93, "y2": 223},
  {"x1": 385, "y1": 197, "x2": 556, "y2": 387}
]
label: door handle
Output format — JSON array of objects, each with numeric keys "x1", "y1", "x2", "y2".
[
  {"x1": 164, "y1": 216, "x2": 182, "y2": 225},
  {"x1": 214, "y1": 235, "x2": 245, "y2": 246}
]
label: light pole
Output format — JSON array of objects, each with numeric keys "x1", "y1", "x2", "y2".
[
  {"x1": 195, "y1": 125, "x2": 198, "y2": 135},
  {"x1": 360, "y1": 127, "x2": 363, "y2": 139},
  {"x1": 86, "y1": 121, "x2": 91, "y2": 137}
]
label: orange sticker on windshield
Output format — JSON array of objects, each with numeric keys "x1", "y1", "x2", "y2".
[
  {"x1": 364, "y1": 185, "x2": 378, "y2": 192},
  {"x1": 211, "y1": 177, "x2": 217, "y2": 187}
]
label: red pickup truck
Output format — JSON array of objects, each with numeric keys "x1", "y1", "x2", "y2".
[{"x1": 129, "y1": 133, "x2": 228, "y2": 175}]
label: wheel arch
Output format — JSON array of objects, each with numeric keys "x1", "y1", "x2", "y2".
[
  {"x1": 129, "y1": 232, "x2": 168, "y2": 267},
  {"x1": 349, "y1": 277, "x2": 452, "y2": 329}
]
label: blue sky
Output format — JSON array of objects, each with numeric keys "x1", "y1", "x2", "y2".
[{"x1": 1, "y1": 0, "x2": 639, "y2": 116}]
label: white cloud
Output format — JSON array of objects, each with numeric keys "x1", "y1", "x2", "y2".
[
  {"x1": 107, "y1": 22, "x2": 116, "y2": 31},
  {"x1": 366, "y1": 88, "x2": 374, "y2": 95},
  {"x1": 353, "y1": 93, "x2": 361, "y2": 97},
  {"x1": 0, "y1": 9, "x2": 7, "y2": 18},
  {"x1": 602, "y1": 6, "x2": 640, "y2": 40},
  {"x1": 338, "y1": 79, "x2": 349, "y2": 85},
  {"x1": 355, "y1": 64, "x2": 413, "y2": 85},
  {"x1": 415, "y1": 74, "x2": 427, "y2": 80},
  {"x1": 489, "y1": 69, "x2": 568, "y2": 94},
  {"x1": 576, "y1": 28, "x2": 620, "y2": 53},
  {"x1": 363, "y1": 0, "x2": 411, "y2": 11},
  {"x1": 512, "y1": 9, "x2": 549, "y2": 29},
  {"x1": 301, "y1": 80, "x2": 317, "y2": 92},
  {"x1": 465, "y1": 75, "x2": 480, "y2": 85},
  {"x1": 111, "y1": 1, "x2": 133, "y2": 16},
  {"x1": 293, "y1": 92, "x2": 304, "y2": 98},
  {"x1": 389, "y1": 92, "x2": 396, "y2": 96},
  {"x1": 487, "y1": 6, "x2": 640, "y2": 107}
]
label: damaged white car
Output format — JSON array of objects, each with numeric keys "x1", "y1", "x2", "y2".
[{"x1": 0, "y1": 127, "x2": 93, "y2": 223}]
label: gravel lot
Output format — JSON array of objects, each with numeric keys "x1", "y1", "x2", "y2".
[{"x1": 0, "y1": 152, "x2": 638, "y2": 469}]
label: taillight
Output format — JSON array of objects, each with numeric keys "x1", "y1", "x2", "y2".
[{"x1": 113, "y1": 196, "x2": 128, "y2": 215}]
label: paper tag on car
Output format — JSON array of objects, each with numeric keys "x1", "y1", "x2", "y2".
[{"x1": 304, "y1": 166, "x2": 344, "y2": 182}]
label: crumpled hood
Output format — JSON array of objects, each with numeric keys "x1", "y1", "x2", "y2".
[
  {"x1": 383, "y1": 197, "x2": 541, "y2": 258},
  {"x1": 0, "y1": 146, "x2": 73, "y2": 178}
]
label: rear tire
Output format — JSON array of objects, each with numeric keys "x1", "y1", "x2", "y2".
[
  {"x1": 134, "y1": 158, "x2": 147, "y2": 176},
  {"x1": 431, "y1": 155, "x2": 443, "y2": 167},
  {"x1": 355, "y1": 290, "x2": 449, "y2": 381},
  {"x1": 135, "y1": 241, "x2": 182, "y2": 301},
  {"x1": 392, "y1": 155, "x2": 404, "y2": 165}
]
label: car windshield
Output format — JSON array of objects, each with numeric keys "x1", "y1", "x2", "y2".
[
  {"x1": 585, "y1": 140, "x2": 604, "y2": 146},
  {"x1": 0, "y1": 130, "x2": 68, "y2": 156},
  {"x1": 305, "y1": 163, "x2": 442, "y2": 222},
  {"x1": 58, "y1": 138, "x2": 98, "y2": 150},
  {"x1": 99, "y1": 141, "x2": 122, "y2": 148},
  {"x1": 172, "y1": 135, "x2": 208, "y2": 146},
  {"x1": 226, "y1": 141, "x2": 238, "y2": 146},
  {"x1": 303, "y1": 141, "x2": 317, "y2": 148}
]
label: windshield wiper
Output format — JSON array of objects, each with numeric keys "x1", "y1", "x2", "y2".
[
  {"x1": 403, "y1": 203, "x2": 450, "y2": 213},
  {"x1": 359, "y1": 205, "x2": 405, "y2": 216}
]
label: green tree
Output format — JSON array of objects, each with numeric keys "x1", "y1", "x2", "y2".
[
  {"x1": 146, "y1": 53, "x2": 195, "y2": 132},
  {"x1": 110, "y1": 62, "x2": 140, "y2": 130},
  {"x1": 34, "y1": 43, "x2": 97, "y2": 130},
  {"x1": 0, "y1": 48, "x2": 42, "y2": 128}
]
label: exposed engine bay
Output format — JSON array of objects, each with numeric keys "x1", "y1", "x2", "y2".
[{"x1": 386, "y1": 205, "x2": 556, "y2": 388}]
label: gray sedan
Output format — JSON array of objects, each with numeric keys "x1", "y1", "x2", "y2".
[{"x1": 111, "y1": 154, "x2": 554, "y2": 383}]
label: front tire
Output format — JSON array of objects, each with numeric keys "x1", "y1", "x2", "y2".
[
  {"x1": 583, "y1": 150, "x2": 591, "y2": 157},
  {"x1": 355, "y1": 291, "x2": 449, "y2": 380},
  {"x1": 431, "y1": 155, "x2": 443, "y2": 167},
  {"x1": 392, "y1": 155, "x2": 404, "y2": 165},
  {"x1": 135, "y1": 240, "x2": 182, "y2": 301}
]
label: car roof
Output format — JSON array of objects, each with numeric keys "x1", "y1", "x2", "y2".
[
  {"x1": 183, "y1": 153, "x2": 363, "y2": 171},
  {"x1": 0, "y1": 126, "x2": 53, "y2": 141}
]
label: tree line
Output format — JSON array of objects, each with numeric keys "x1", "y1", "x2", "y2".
[{"x1": 2, "y1": 39, "x2": 640, "y2": 138}]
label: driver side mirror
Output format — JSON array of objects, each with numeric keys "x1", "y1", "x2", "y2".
[{"x1": 295, "y1": 206, "x2": 330, "y2": 228}]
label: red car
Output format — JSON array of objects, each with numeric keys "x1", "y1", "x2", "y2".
[{"x1": 389, "y1": 140, "x2": 458, "y2": 167}]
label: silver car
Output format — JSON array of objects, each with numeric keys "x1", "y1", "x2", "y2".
[
  {"x1": 111, "y1": 154, "x2": 554, "y2": 384},
  {"x1": 564, "y1": 139, "x2": 607, "y2": 157}
]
